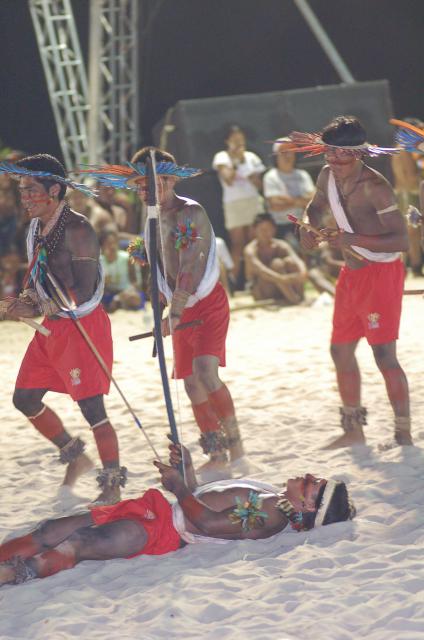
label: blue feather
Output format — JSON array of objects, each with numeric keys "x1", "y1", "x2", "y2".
[{"x1": 0, "y1": 161, "x2": 97, "y2": 197}]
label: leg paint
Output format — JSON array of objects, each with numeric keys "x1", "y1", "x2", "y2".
[
  {"x1": 29, "y1": 405, "x2": 67, "y2": 443},
  {"x1": 208, "y1": 385, "x2": 235, "y2": 421},
  {"x1": 192, "y1": 401, "x2": 227, "y2": 459},
  {"x1": 31, "y1": 541, "x2": 76, "y2": 579},
  {"x1": 208, "y1": 385, "x2": 244, "y2": 461},
  {"x1": 92, "y1": 420, "x2": 119, "y2": 466},
  {"x1": 192, "y1": 401, "x2": 221, "y2": 434},
  {"x1": 0, "y1": 533, "x2": 39, "y2": 563}
]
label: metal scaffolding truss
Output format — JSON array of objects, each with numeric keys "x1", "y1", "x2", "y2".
[
  {"x1": 29, "y1": 0, "x2": 90, "y2": 170},
  {"x1": 88, "y1": 0, "x2": 139, "y2": 164},
  {"x1": 29, "y1": 0, "x2": 139, "y2": 169}
]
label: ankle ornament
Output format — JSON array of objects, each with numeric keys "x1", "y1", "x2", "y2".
[
  {"x1": 6, "y1": 557, "x2": 37, "y2": 584},
  {"x1": 199, "y1": 429, "x2": 228, "y2": 455},
  {"x1": 59, "y1": 437, "x2": 86, "y2": 464},
  {"x1": 96, "y1": 466, "x2": 128, "y2": 489},
  {"x1": 340, "y1": 406, "x2": 367, "y2": 433}
]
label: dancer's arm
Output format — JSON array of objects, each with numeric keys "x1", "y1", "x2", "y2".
[
  {"x1": 65, "y1": 220, "x2": 99, "y2": 305},
  {"x1": 155, "y1": 461, "x2": 283, "y2": 540}
]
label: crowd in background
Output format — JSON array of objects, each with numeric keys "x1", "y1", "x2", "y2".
[{"x1": 1, "y1": 117, "x2": 423, "y2": 315}]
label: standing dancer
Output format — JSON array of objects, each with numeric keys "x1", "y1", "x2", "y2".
[
  {"x1": 286, "y1": 116, "x2": 412, "y2": 448},
  {"x1": 83, "y1": 148, "x2": 246, "y2": 481},
  {"x1": 2, "y1": 154, "x2": 126, "y2": 504}
]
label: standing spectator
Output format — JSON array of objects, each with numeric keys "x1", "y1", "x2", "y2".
[
  {"x1": 263, "y1": 138, "x2": 314, "y2": 248},
  {"x1": 212, "y1": 126, "x2": 265, "y2": 288}
]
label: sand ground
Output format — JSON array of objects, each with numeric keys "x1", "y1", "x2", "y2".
[{"x1": 0, "y1": 284, "x2": 423, "y2": 639}]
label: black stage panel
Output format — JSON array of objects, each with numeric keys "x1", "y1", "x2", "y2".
[{"x1": 153, "y1": 80, "x2": 394, "y2": 236}]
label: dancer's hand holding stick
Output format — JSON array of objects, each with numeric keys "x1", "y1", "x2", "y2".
[
  {"x1": 0, "y1": 299, "x2": 51, "y2": 336},
  {"x1": 288, "y1": 215, "x2": 366, "y2": 262},
  {"x1": 129, "y1": 319, "x2": 203, "y2": 342}
]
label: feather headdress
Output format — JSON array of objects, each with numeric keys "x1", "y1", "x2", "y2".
[
  {"x1": 390, "y1": 118, "x2": 424, "y2": 155},
  {"x1": 275, "y1": 131, "x2": 399, "y2": 158},
  {"x1": 0, "y1": 161, "x2": 96, "y2": 197},
  {"x1": 79, "y1": 161, "x2": 202, "y2": 191}
]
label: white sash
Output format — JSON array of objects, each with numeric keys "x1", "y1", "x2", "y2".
[
  {"x1": 144, "y1": 197, "x2": 220, "y2": 308},
  {"x1": 27, "y1": 217, "x2": 105, "y2": 319},
  {"x1": 327, "y1": 171, "x2": 399, "y2": 263}
]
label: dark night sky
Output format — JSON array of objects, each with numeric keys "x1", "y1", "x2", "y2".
[{"x1": 0, "y1": 0, "x2": 423, "y2": 162}]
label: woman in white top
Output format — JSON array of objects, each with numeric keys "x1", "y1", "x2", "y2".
[{"x1": 213, "y1": 126, "x2": 265, "y2": 286}]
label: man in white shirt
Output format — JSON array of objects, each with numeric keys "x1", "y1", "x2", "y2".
[{"x1": 264, "y1": 138, "x2": 314, "y2": 247}]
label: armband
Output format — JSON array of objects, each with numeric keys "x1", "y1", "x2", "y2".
[{"x1": 228, "y1": 491, "x2": 268, "y2": 531}]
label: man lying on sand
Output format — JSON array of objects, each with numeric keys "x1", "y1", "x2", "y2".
[{"x1": 0, "y1": 443, "x2": 355, "y2": 586}]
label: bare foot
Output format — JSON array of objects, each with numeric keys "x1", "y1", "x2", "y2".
[
  {"x1": 229, "y1": 441, "x2": 244, "y2": 463},
  {"x1": 0, "y1": 563, "x2": 15, "y2": 587},
  {"x1": 322, "y1": 430, "x2": 366, "y2": 450},
  {"x1": 89, "y1": 486, "x2": 121, "y2": 507},
  {"x1": 197, "y1": 456, "x2": 232, "y2": 482},
  {"x1": 62, "y1": 453, "x2": 94, "y2": 487},
  {"x1": 379, "y1": 432, "x2": 414, "y2": 451}
]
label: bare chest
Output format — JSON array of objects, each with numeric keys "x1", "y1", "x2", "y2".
[{"x1": 334, "y1": 183, "x2": 384, "y2": 234}]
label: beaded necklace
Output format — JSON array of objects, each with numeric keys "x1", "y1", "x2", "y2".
[{"x1": 34, "y1": 202, "x2": 71, "y2": 255}]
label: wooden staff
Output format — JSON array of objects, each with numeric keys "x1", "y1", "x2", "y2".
[
  {"x1": 288, "y1": 215, "x2": 367, "y2": 262},
  {"x1": 0, "y1": 300, "x2": 51, "y2": 336},
  {"x1": 403, "y1": 289, "x2": 424, "y2": 295},
  {"x1": 129, "y1": 319, "x2": 203, "y2": 342}
]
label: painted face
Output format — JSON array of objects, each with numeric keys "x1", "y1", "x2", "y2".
[
  {"x1": 134, "y1": 175, "x2": 177, "y2": 206},
  {"x1": 286, "y1": 473, "x2": 327, "y2": 512},
  {"x1": 18, "y1": 176, "x2": 52, "y2": 219},
  {"x1": 325, "y1": 147, "x2": 360, "y2": 179}
]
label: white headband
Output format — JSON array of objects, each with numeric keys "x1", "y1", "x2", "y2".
[{"x1": 314, "y1": 480, "x2": 337, "y2": 528}]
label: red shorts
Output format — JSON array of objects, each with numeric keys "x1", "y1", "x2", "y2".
[
  {"x1": 15, "y1": 305, "x2": 112, "y2": 401},
  {"x1": 332, "y1": 259, "x2": 405, "y2": 345},
  {"x1": 172, "y1": 282, "x2": 229, "y2": 379},
  {"x1": 90, "y1": 488, "x2": 181, "y2": 558}
]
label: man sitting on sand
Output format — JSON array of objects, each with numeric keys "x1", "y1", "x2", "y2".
[
  {"x1": 0, "y1": 442, "x2": 355, "y2": 586},
  {"x1": 244, "y1": 213, "x2": 307, "y2": 303}
]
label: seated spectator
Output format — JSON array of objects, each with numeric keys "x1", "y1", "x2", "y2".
[
  {"x1": 213, "y1": 125, "x2": 265, "y2": 288},
  {"x1": 263, "y1": 138, "x2": 314, "y2": 248},
  {"x1": 99, "y1": 229, "x2": 143, "y2": 312},
  {"x1": 244, "y1": 213, "x2": 307, "y2": 304},
  {"x1": 90, "y1": 186, "x2": 135, "y2": 244}
]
